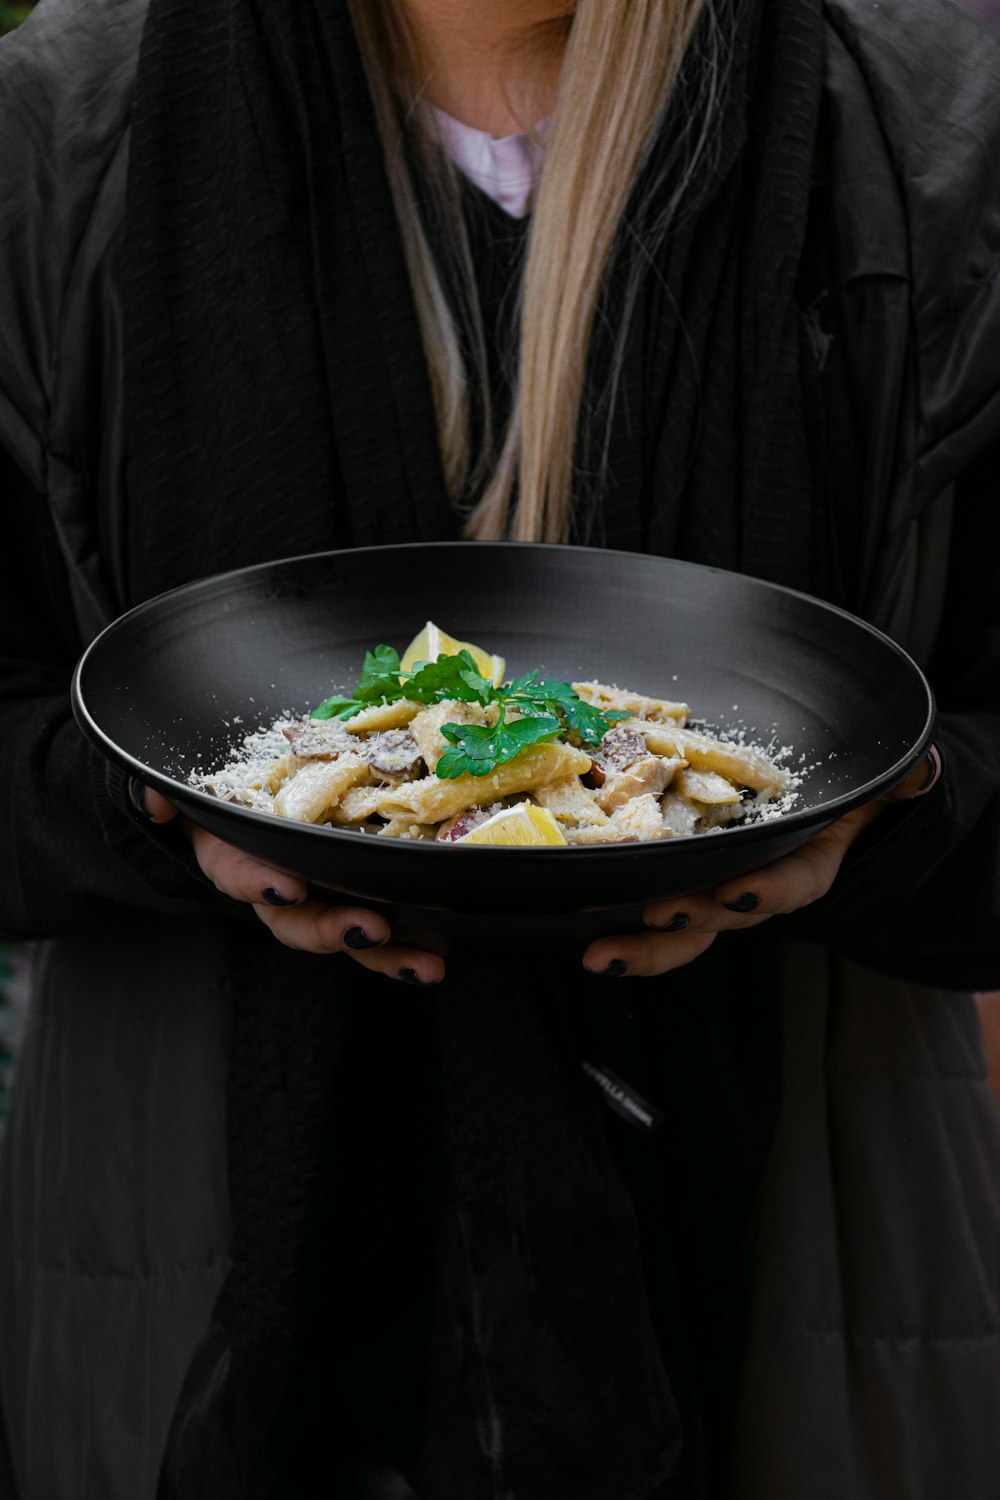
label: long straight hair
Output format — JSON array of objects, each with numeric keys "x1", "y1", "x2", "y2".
[{"x1": 347, "y1": 0, "x2": 719, "y2": 543}]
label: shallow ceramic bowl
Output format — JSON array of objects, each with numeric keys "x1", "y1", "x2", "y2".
[{"x1": 72, "y1": 543, "x2": 934, "y2": 952}]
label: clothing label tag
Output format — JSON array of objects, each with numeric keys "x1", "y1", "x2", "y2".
[{"x1": 581, "y1": 1060, "x2": 664, "y2": 1135}]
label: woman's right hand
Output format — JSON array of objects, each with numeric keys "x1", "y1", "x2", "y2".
[{"x1": 130, "y1": 779, "x2": 445, "y2": 986}]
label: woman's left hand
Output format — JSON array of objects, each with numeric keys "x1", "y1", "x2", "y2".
[{"x1": 582, "y1": 746, "x2": 943, "y2": 979}]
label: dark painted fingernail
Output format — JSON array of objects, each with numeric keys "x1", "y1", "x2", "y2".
[
  {"x1": 398, "y1": 967, "x2": 437, "y2": 987},
  {"x1": 129, "y1": 776, "x2": 151, "y2": 818},
  {"x1": 261, "y1": 887, "x2": 297, "y2": 907},
  {"x1": 601, "y1": 958, "x2": 629, "y2": 977},
  {"x1": 657, "y1": 913, "x2": 690, "y2": 933},
  {"x1": 724, "y1": 892, "x2": 759, "y2": 913},
  {"x1": 343, "y1": 926, "x2": 377, "y2": 949}
]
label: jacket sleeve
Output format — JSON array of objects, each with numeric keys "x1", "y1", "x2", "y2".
[
  {"x1": 0, "y1": 440, "x2": 233, "y2": 941},
  {"x1": 785, "y1": 443, "x2": 1000, "y2": 989}
]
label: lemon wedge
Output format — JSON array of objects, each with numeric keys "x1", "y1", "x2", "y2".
[
  {"x1": 400, "y1": 620, "x2": 505, "y2": 688},
  {"x1": 456, "y1": 803, "x2": 567, "y2": 847}
]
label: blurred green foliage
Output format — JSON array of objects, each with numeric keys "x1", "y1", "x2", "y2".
[{"x1": 0, "y1": 3, "x2": 35, "y2": 37}]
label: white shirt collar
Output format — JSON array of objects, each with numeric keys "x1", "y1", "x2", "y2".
[{"x1": 432, "y1": 106, "x2": 550, "y2": 220}]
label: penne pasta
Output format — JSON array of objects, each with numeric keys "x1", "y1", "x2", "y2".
[
  {"x1": 409, "y1": 699, "x2": 491, "y2": 773},
  {"x1": 273, "y1": 754, "x2": 369, "y2": 823},
  {"x1": 195, "y1": 623, "x2": 797, "y2": 845},
  {"x1": 625, "y1": 720, "x2": 790, "y2": 796},
  {"x1": 565, "y1": 794, "x2": 671, "y2": 844},
  {"x1": 573, "y1": 680, "x2": 689, "y2": 725},
  {"x1": 343, "y1": 699, "x2": 422, "y2": 733},
  {"x1": 659, "y1": 793, "x2": 703, "y2": 839},
  {"x1": 377, "y1": 741, "x2": 592, "y2": 825},
  {"x1": 675, "y1": 767, "x2": 742, "y2": 805},
  {"x1": 534, "y1": 777, "x2": 609, "y2": 827},
  {"x1": 330, "y1": 785, "x2": 389, "y2": 824}
]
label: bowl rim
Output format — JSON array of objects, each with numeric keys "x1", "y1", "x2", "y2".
[{"x1": 71, "y1": 541, "x2": 937, "y2": 858}]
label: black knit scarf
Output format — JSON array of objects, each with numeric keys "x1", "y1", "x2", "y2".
[{"x1": 122, "y1": 2, "x2": 831, "y2": 1495}]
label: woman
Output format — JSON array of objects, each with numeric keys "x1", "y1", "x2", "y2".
[{"x1": 1, "y1": 0, "x2": 999, "y2": 1496}]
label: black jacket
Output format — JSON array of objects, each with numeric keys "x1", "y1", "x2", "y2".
[
  {"x1": 1, "y1": 0, "x2": 999, "y2": 975},
  {"x1": 1, "y1": 0, "x2": 999, "y2": 1496}
]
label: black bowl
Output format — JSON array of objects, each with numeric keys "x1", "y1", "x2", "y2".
[{"x1": 72, "y1": 543, "x2": 934, "y2": 953}]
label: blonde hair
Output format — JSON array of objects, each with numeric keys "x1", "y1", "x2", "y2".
[{"x1": 348, "y1": 0, "x2": 718, "y2": 543}]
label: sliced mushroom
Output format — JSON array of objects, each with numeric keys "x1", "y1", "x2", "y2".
[
  {"x1": 366, "y1": 729, "x2": 423, "y2": 780},
  {"x1": 596, "y1": 726, "x2": 648, "y2": 773},
  {"x1": 282, "y1": 717, "x2": 358, "y2": 761}
]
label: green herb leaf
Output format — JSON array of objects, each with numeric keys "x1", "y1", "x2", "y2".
[
  {"x1": 311, "y1": 694, "x2": 361, "y2": 721},
  {"x1": 311, "y1": 641, "x2": 635, "y2": 755},
  {"x1": 355, "y1": 645, "x2": 404, "y2": 703},
  {"x1": 434, "y1": 746, "x2": 480, "y2": 779},
  {"x1": 556, "y1": 694, "x2": 630, "y2": 745},
  {"x1": 500, "y1": 674, "x2": 629, "y2": 745},
  {"x1": 435, "y1": 711, "x2": 562, "y2": 778},
  {"x1": 504, "y1": 669, "x2": 540, "y2": 697},
  {"x1": 457, "y1": 666, "x2": 498, "y2": 701},
  {"x1": 404, "y1": 650, "x2": 493, "y2": 705},
  {"x1": 311, "y1": 644, "x2": 403, "y2": 720}
]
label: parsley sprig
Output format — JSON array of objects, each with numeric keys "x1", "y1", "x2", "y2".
[{"x1": 312, "y1": 647, "x2": 629, "y2": 778}]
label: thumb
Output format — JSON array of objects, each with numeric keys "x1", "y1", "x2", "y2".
[
  {"x1": 886, "y1": 744, "x2": 943, "y2": 802},
  {"x1": 128, "y1": 776, "x2": 178, "y2": 824}
]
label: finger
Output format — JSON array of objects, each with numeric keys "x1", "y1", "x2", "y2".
[
  {"x1": 252, "y1": 898, "x2": 445, "y2": 983},
  {"x1": 640, "y1": 748, "x2": 943, "y2": 942},
  {"x1": 190, "y1": 823, "x2": 311, "y2": 908},
  {"x1": 642, "y1": 893, "x2": 731, "y2": 933},
  {"x1": 643, "y1": 883, "x2": 784, "y2": 933},
  {"x1": 887, "y1": 744, "x2": 943, "y2": 800},
  {"x1": 583, "y1": 927, "x2": 719, "y2": 978},
  {"x1": 129, "y1": 777, "x2": 177, "y2": 825},
  {"x1": 642, "y1": 836, "x2": 849, "y2": 932},
  {"x1": 712, "y1": 819, "x2": 858, "y2": 917},
  {"x1": 341, "y1": 943, "x2": 446, "y2": 987},
  {"x1": 708, "y1": 748, "x2": 943, "y2": 921}
]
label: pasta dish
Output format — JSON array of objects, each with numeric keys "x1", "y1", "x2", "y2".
[{"x1": 194, "y1": 622, "x2": 795, "y2": 846}]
